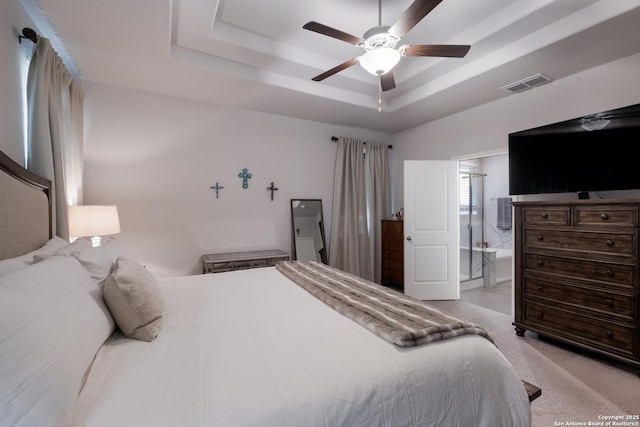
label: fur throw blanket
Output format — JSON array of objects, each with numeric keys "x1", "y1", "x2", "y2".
[{"x1": 275, "y1": 261, "x2": 493, "y2": 347}]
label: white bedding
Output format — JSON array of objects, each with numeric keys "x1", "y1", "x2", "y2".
[{"x1": 71, "y1": 267, "x2": 531, "y2": 427}]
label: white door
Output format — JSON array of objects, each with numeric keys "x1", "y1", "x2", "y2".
[
  {"x1": 404, "y1": 160, "x2": 460, "y2": 300},
  {"x1": 295, "y1": 237, "x2": 319, "y2": 261}
]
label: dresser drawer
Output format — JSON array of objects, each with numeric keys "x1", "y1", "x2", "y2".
[
  {"x1": 381, "y1": 253, "x2": 403, "y2": 286},
  {"x1": 574, "y1": 205, "x2": 638, "y2": 228},
  {"x1": 522, "y1": 207, "x2": 570, "y2": 225},
  {"x1": 382, "y1": 269, "x2": 403, "y2": 286},
  {"x1": 382, "y1": 258, "x2": 402, "y2": 274},
  {"x1": 524, "y1": 276, "x2": 636, "y2": 320},
  {"x1": 524, "y1": 228, "x2": 637, "y2": 257},
  {"x1": 524, "y1": 253, "x2": 636, "y2": 289},
  {"x1": 524, "y1": 301, "x2": 636, "y2": 355},
  {"x1": 383, "y1": 249, "x2": 403, "y2": 263}
]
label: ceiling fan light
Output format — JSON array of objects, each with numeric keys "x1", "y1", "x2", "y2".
[
  {"x1": 580, "y1": 118, "x2": 610, "y2": 131},
  {"x1": 360, "y1": 47, "x2": 401, "y2": 75}
]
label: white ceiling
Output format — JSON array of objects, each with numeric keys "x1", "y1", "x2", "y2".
[{"x1": 23, "y1": 0, "x2": 640, "y2": 134}]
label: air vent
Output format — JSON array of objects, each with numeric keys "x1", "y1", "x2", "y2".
[{"x1": 501, "y1": 73, "x2": 552, "y2": 93}]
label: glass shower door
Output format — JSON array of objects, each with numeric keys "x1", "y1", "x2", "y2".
[{"x1": 460, "y1": 172, "x2": 484, "y2": 282}]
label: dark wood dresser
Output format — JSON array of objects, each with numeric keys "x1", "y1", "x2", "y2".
[
  {"x1": 381, "y1": 220, "x2": 404, "y2": 291},
  {"x1": 512, "y1": 199, "x2": 639, "y2": 374}
]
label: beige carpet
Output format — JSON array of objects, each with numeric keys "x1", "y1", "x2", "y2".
[{"x1": 428, "y1": 300, "x2": 640, "y2": 427}]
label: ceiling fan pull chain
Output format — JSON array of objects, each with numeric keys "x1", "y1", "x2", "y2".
[
  {"x1": 378, "y1": 76, "x2": 382, "y2": 113},
  {"x1": 378, "y1": 0, "x2": 382, "y2": 26}
]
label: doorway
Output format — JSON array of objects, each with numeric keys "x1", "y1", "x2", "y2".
[
  {"x1": 456, "y1": 152, "x2": 513, "y2": 314},
  {"x1": 459, "y1": 169, "x2": 485, "y2": 286}
]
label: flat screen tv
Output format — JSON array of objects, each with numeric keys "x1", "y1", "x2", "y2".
[{"x1": 509, "y1": 103, "x2": 640, "y2": 197}]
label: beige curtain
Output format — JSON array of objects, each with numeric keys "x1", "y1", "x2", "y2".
[
  {"x1": 329, "y1": 138, "x2": 371, "y2": 278},
  {"x1": 329, "y1": 138, "x2": 391, "y2": 282},
  {"x1": 27, "y1": 38, "x2": 84, "y2": 240},
  {"x1": 366, "y1": 141, "x2": 391, "y2": 283}
]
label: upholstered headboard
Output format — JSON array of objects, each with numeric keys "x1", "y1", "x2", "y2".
[{"x1": 0, "y1": 150, "x2": 52, "y2": 260}]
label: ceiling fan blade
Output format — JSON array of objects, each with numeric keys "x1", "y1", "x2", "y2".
[
  {"x1": 403, "y1": 44, "x2": 471, "y2": 58},
  {"x1": 303, "y1": 21, "x2": 362, "y2": 46},
  {"x1": 380, "y1": 72, "x2": 396, "y2": 92},
  {"x1": 311, "y1": 58, "x2": 360, "y2": 81},
  {"x1": 388, "y1": 0, "x2": 443, "y2": 39}
]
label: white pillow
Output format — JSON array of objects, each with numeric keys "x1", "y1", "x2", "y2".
[
  {"x1": 0, "y1": 255, "x2": 115, "y2": 427},
  {"x1": 0, "y1": 236, "x2": 69, "y2": 275},
  {"x1": 103, "y1": 257, "x2": 164, "y2": 342},
  {"x1": 70, "y1": 237, "x2": 121, "y2": 287},
  {"x1": 32, "y1": 237, "x2": 92, "y2": 262}
]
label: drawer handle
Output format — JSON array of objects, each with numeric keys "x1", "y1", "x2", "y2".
[
  {"x1": 600, "y1": 213, "x2": 609, "y2": 220},
  {"x1": 606, "y1": 331, "x2": 613, "y2": 339},
  {"x1": 606, "y1": 239, "x2": 614, "y2": 246},
  {"x1": 536, "y1": 285, "x2": 543, "y2": 292},
  {"x1": 537, "y1": 235, "x2": 544, "y2": 241},
  {"x1": 537, "y1": 260, "x2": 544, "y2": 266},
  {"x1": 536, "y1": 311, "x2": 544, "y2": 319},
  {"x1": 605, "y1": 269, "x2": 614, "y2": 277},
  {"x1": 541, "y1": 213, "x2": 548, "y2": 219},
  {"x1": 606, "y1": 299, "x2": 613, "y2": 307}
]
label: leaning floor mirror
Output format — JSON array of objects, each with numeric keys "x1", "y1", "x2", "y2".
[{"x1": 290, "y1": 199, "x2": 328, "y2": 264}]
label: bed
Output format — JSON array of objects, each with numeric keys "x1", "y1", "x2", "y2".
[{"x1": 0, "y1": 150, "x2": 532, "y2": 427}]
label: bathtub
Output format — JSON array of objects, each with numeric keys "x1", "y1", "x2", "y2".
[
  {"x1": 460, "y1": 247, "x2": 513, "y2": 288},
  {"x1": 493, "y1": 248, "x2": 513, "y2": 284},
  {"x1": 473, "y1": 247, "x2": 512, "y2": 287}
]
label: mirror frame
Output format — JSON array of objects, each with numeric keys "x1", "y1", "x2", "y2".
[{"x1": 290, "y1": 199, "x2": 328, "y2": 264}]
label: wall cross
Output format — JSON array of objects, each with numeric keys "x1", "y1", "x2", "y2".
[
  {"x1": 238, "y1": 168, "x2": 252, "y2": 189},
  {"x1": 267, "y1": 181, "x2": 279, "y2": 201},
  {"x1": 210, "y1": 182, "x2": 224, "y2": 198}
]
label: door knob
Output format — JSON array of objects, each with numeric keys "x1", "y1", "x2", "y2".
[{"x1": 406, "y1": 236, "x2": 412, "y2": 241}]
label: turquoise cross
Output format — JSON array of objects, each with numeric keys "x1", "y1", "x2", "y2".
[
  {"x1": 210, "y1": 182, "x2": 224, "y2": 198},
  {"x1": 238, "y1": 168, "x2": 252, "y2": 189}
]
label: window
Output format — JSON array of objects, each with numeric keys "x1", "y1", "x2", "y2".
[
  {"x1": 460, "y1": 165, "x2": 478, "y2": 215},
  {"x1": 20, "y1": 48, "x2": 32, "y2": 163}
]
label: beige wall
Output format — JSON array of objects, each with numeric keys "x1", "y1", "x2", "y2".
[
  {"x1": 0, "y1": 0, "x2": 36, "y2": 164},
  {"x1": 390, "y1": 52, "x2": 640, "y2": 210},
  {"x1": 83, "y1": 82, "x2": 391, "y2": 276}
]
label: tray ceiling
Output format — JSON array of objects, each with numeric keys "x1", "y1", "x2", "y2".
[{"x1": 23, "y1": 0, "x2": 640, "y2": 133}]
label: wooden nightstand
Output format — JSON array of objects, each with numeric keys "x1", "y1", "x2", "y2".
[{"x1": 202, "y1": 249, "x2": 291, "y2": 274}]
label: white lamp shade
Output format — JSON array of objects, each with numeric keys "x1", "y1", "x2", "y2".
[
  {"x1": 68, "y1": 205, "x2": 121, "y2": 237},
  {"x1": 580, "y1": 119, "x2": 610, "y2": 131},
  {"x1": 359, "y1": 47, "x2": 401, "y2": 75}
]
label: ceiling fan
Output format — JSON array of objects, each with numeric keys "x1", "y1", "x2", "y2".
[{"x1": 303, "y1": 0, "x2": 470, "y2": 92}]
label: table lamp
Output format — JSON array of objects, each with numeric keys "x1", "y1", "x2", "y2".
[{"x1": 68, "y1": 205, "x2": 121, "y2": 247}]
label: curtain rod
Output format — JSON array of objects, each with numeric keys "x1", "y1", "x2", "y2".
[
  {"x1": 331, "y1": 136, "x2": 392, "y2": 149},
  {"x1": 18, "y1": 27, "x2": 38, "y2": 44}
]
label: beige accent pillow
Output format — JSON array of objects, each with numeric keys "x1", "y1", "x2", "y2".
[{"x1": 103, "y1": 257, "x2": 163, "y2": 341}]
